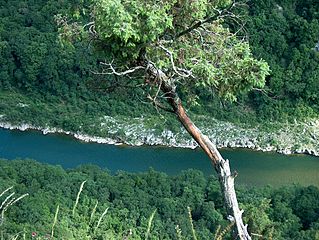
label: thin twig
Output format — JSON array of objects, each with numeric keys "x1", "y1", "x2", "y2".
[
  {"x1": 158, "y1": 45, "x2": 193, "y2": 78},
  {"x1": 0, "y1": 187, "x2": 13, "y2": 198},
  {"x1": 95, "y1": 62, "x2": 145, "y2": 76},
  {"x1": 89, "y1": 200, "x2": 99, "y2": 225},
  {"x1": 175, "y1": 1, "x2": 237, "y2": 39},
  {"x1": 147, "y1": 95, "x2": 174, "y2": 113},
  {"x1": 187, "y1": 207, "x2": 198, "y2": 240}
]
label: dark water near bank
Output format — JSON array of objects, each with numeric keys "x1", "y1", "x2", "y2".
[{"x1": 0, "y1": 128, "x2": 318, "y2": 187}]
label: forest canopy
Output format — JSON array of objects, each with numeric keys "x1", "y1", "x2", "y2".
[
  {"x1": 1, "y1": 159, "x2": 319, "y2": 239},
  {"x1": 0, "y1": 0, "x2": 318, "y2": 124}
]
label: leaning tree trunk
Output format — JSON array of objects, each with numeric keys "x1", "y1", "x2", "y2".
[
  {"x1": 146, "y1": 64, "x2": 251, "y2": 240},
  {"x1": 171, "y1": 101, "x2": 250, "y2": 240}
]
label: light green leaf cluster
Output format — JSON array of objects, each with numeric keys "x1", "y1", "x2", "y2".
[
  {"x1": 212, "y1": 0, "x2": 232, "y2": 8},
  {"x1": 92, "y1": 0, "x2": 233, "y2": 59},
  {"x1": 94, "y1": 0, "x2": 175, "y2": 58},
  {"x1": 172, "y1": 0, "x2": 208, "y2": 28}
]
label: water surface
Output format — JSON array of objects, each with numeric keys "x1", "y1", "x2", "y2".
[{"x1": 0, "y1": 128, "x2": 318, "y2": 187}]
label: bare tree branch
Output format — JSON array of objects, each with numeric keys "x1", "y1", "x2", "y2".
[
  {"x1": 93, "y1": 62, "x2": 145, "y2": 76},
  {"x1": 158, "y1": 45, "x2": 193, "y2": 78}
]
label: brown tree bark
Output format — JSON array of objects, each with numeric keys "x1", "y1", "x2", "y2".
[{"x1": 146, "y1": 64, "x2": 251, "y2": 240}]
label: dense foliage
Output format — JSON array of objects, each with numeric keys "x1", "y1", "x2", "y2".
[
  {"x1": 0, "y1": 159, "x2": 319, "y2": 239},
  {"x1": 90, "y1": 0, "x2": 270, "y2": 102},
  {"x1": 0, "y1": 0, "x2": 91, "y2": 95},
  {"x1": 244, "y1": 0, "x2": 319, "y2": 120},
  {"x1": 0, "y1": 0, "x2": 318, "y2": 131}
]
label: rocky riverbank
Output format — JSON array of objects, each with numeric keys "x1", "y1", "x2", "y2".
[{"x1": 0, "y1": 114, "x2": 318, "y2": 157}]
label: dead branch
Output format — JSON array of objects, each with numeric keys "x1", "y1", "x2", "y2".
[
  {"x1": 95, "y1": 62, "x2": 145, "y2": 76},
  {"x1": 158, "y1": 45, "x2": 193, "y2": 78}
]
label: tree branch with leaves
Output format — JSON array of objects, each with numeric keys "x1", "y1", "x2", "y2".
[{"x1": 58, "y1": 0, "x2": 270, "y2": 239}]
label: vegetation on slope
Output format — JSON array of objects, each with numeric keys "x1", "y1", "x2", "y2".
[
  {"x1": 0, "y1": 0, "x2": 319, "y2": 129},
  {"x1": 243, "y1": 0, "x2": 319, "y2": 120},
  {"x1": 1, "y1": 159, "x2": 319, "y2": 239}
]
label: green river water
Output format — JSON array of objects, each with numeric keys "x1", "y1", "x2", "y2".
[{"x1": 0, "y1": 128, "x2": 318, "y2": 187}]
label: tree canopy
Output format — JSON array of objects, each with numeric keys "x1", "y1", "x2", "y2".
[{"x1": 86, "y1": 0, "x2": 270, "y2": 103}]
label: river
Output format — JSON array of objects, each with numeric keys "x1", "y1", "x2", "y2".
[{"x1": 0, "y1": 128, "x2": 318, "y2": 187}]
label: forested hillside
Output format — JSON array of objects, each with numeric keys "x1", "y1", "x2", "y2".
[
  {"x1": 1, "y1": 159, "x2": 319, "y2": 239},
  {"x1": 0, "y1": 0, "x2": 318, "y2": 129},
  {"x1": 0, "y1": 0, "x2": 154, "y2": 133},
  {"x1": 245, "y1": 0, "x2": 319, "y2": 120}
]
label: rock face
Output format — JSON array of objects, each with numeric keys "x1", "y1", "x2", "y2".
[{"x1": 0, "y1": 115, "x2": 318, "y2": 157}]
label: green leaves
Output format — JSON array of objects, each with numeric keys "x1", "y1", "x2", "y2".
[
  {"x1": 93, "y1": 0, "x2": 175, "y2": 59},
  {"x1": 2, "y1": 159, "x2": 319, "y2": 239},
  {"x1": 152, "y1": 24, "x2": 270, "y2": 102},
  {"x1": 95, "y1": 0, "x2": 136, "y2": 42},
  {"x1": 91, "y1": 0, "x2": 270, "y2": 102},
  {"x1": 245, "y1": 0, "x2": 319, "y2": 116}
]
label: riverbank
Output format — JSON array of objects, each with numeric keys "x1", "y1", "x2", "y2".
[{"x1": 1, "y1": 114, "x2": 318, "y2": 157}]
